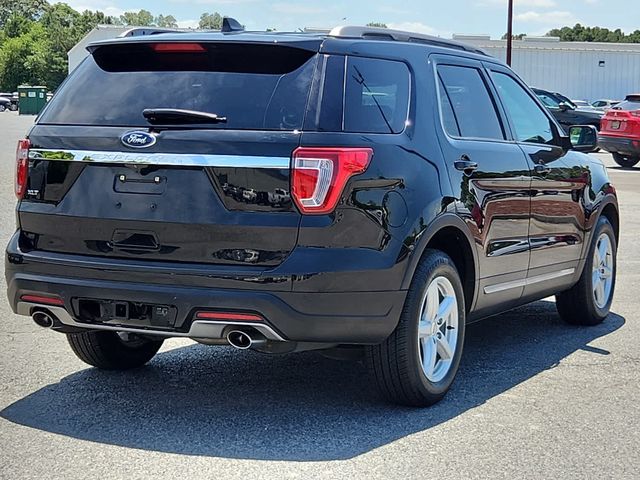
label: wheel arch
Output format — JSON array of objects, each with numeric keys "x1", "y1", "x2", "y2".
[{"x1": 401, "y1": 214, "x2": 479, "y2": 313}]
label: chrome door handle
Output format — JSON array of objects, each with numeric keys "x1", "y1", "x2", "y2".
[
  {"x1": 534, "y1": 163, "x2": 551, "y2": 175},
  {"x1": 454, "y1": 156, "x2": 478, "y2": 176}
]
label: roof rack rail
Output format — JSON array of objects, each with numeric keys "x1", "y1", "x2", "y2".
[
  {"x1": 328, "y1": 25, "x2": 487, "y2": 56},
  {"x1": 119, "y1": 27, "x2": 186, "y2": 38}
]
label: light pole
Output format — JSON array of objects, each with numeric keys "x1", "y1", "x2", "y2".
[{"x1": 506, "y1": 0, "x2": 514, "y2": 66}]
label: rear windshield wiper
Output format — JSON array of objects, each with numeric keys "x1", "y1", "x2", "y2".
[{"x1": 142, "y1": 108, "x2": 227, "y2": 125}]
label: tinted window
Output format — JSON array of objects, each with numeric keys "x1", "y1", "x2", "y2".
[
  {"x1": 437, "y1": 78, "x2": 460, "y2": 137},
  {"x1": 614, "y1": 100, "x2": 640, "y2": 110},
  {"x1": 437, "y1": 65, "x2": 504, "y2": 140},
  {"x1": 39, "y1": 43, "x2": 317, "y2": 130},
  {"x1": 534, "y1": 90, "x2": 561, "y2": 109},
  {"x1": 344, "y1": 57, "x2": 410, "y2": 134},
  {"x1": 491, "y1": 72, "x2": 555, "y2": 145}
]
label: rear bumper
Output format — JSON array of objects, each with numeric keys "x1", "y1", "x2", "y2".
[
  {"x1": 598, "y1": 134, "x2": 640, "y2": 156},
  {"x1": 6, "y1": 234, "x2": 406, "y2": 344}
]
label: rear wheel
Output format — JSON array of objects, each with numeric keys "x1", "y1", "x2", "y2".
[
  {"x1": 366, "y1": 249, "x2": 465, "y2": 407},
  {"x1": 612, "y1": 153, "x2": 639, "y2": 169},
  {"x1": 67, "y1": 330, "x2": 164, "y2": 370},
  {"x1": 556, "y1": 216, "x2": 616, "y2": 325}
]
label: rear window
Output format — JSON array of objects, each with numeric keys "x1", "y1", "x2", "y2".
[
  {"x1": 39, "y1": 43, "x2": 317, "y2": 130},
  {"x1": 614, "y1": 97, "x2": 640, "y2": 111},
  {"x1": 344, "y1": 57, "x2": 410, "y2": 134}
]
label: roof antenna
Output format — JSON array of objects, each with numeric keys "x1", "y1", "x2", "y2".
[{"x1": 221, "y1": 17, "x2": 244, "y2": 33}]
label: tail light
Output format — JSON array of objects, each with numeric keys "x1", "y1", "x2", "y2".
[
  {"x1": 151, "y1": 43, "x2": 206, "y2": 53},
  {"x1": 631, "y1": 110, "x2": 640, "y2": 117},
  {"x1": 15, "y1": 139, "x2": 30, "y2": 199},
  {"x1": 291, "y1": 147, "x2": 373, "y2": 214}
]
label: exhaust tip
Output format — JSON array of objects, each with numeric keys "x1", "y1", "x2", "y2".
[
  {"x1": 227, "y1": 330, "x2": 253, "y2": 350},
  {"x1": 32, "y1": 311, "x2": 54, "y2": 328}
]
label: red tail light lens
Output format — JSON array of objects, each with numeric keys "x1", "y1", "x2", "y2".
[
  {"x1": 631, "y1": 110, "x2": 640, "y2": 117},
  {"x1": 20, "y1": 294, "x2": 65, "y2": 306},
  {"x1": 194, "y1": 311, "x2": 264, "y2": 322},
  {"x1": 151, "y1": 43, "x2": 206, "y2": 53},
  {"x1": 15, "y1": 139, "x2": 30, "y2": 199},
  {"x1": 291, "y1": 147, "x2": 373, "y2": 214}
]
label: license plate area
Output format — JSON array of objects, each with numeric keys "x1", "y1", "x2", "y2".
[
  {"x1": 73, "y1": 298, "x2": 177, "y2": 329},
  {"x1": 610, "y1": 120, "x2": 621, "y2": 130}
]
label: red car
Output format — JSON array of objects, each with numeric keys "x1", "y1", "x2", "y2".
[{"x1": 599, "y1": 94, "x2": 640, "y2": 168}]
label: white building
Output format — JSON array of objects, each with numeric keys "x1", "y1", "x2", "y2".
[
  {"x1": 455, "y1": 35, "x2": 640, "y2": 102},
  {"x1": 68, "y1": 27, "x2": 640, "y2": 102}
]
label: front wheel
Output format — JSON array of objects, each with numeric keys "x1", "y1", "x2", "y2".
[
  {"x1": 366, "y1": 249, "x2": 465, "y2": 407},
  {"x1": 612, "y1": 153, "x2": 639, "y2": 169},
  {"x1": 556, "y1": 216, "x2": 616, "y2": 325},
  {"x1": 67, "y1": 330, "x2": 164, "y2": 370}
]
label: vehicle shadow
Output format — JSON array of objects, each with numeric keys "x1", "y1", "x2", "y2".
[{"x1": 1, "y1": 301, "x2": 624, "y2": 461}]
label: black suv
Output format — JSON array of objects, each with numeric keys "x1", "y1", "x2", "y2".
[
  {"x1": 6, "y1": 24, "x2": 619, "y2": 407},
  {"x1": 533, "y1": 87, "x2": 603, "y2": 132}
]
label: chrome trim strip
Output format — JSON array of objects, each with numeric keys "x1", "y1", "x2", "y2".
[
  {"x1": 484, "y1": 268, "x2": 575, "y2": 294},
  {"x1": 17, "y1": 303, "x2": 285, "y2": 341},
  {"x1": 28, "y1": 149, "x2": 290, "y2": 169}
]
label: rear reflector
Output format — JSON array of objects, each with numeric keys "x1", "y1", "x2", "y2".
[
  {"x1": 15, "y1": 139, "x2": 30, "y2": 199},
  {"x1": 195, "y1": 311, "x2": 264, "y2": 322},
  {"x1": 20, "y1": 294, "x2": 65, "y2": 306},
  {"x1": 151, "y1": 43, "x2": 206, "y2": 53},
  {"x1": 291, "y1": 147, "x2": 373, "y2": 214}
]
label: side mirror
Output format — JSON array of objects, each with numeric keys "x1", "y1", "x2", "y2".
[
  {"x1": 569, "y1": 125, "x2": 598, "y2": 153},
  {"x1": 558, "y1": 102, "x2": 571, "y2": 112}
]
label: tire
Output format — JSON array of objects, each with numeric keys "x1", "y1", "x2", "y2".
[
  {"x1": 366, "y1": 249, "x2": 466, "y2": 407},
  {"x1": 67, "y1": 330, "x2": 164, "y2": 370},
  {"x1": 556, "y1": 216, "x2": 616, "y2": 325},
  {"x1": 0, "y1": 105, "x2": 5, "y2": 112},
  {"x1": 612, "y1": 153, "x2": 639, "y2": 169}
]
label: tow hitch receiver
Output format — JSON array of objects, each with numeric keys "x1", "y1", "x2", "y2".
[{"x1": 73, "y1": 298, "x2": 177, "y2": 329}]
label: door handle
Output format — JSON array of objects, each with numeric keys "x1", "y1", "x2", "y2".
[
  {"x1": 454, "y1": 156, "x2": 478, "y2": 176},
  {"x1": 534, "y1": 163, "x2": 551, "y2": 175}
]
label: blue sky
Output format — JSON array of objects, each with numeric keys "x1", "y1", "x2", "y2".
[{"x1": 65, "y1": 0, "x2": 637, "y2": 39}]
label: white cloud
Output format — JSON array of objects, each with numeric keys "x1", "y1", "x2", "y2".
[
  {"x1": 515, "y1": 10, "x2": 576, "y2": 23},
  {"x1": 176, "y1": 19, "x2": 199, "y2": 29},
  {"x1": 387, "y1": 22, "x2": 449, "y2": 38}
]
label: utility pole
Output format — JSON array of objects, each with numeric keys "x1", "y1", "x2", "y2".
[{"x1": 506, "y1": 0, "x2": 514, "y2": 66}]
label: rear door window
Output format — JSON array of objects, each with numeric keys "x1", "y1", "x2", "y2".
[
  {"x1": 39, "y1": 43, "x2": 317, "y2": 130},
  {"x1": 437, "y1": 65, "x2": 505, "y2": 140},
  {"x1": 344, "y1": 57, "x2": 410, "y2": 134}
]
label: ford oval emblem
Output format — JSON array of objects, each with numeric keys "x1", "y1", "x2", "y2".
[{"x1": 120, "y1": 131, "x2": 157, "y2": 149}]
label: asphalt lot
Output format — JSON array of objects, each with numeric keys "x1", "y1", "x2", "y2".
[{"x1": 0, "y1": 111, "x2": 638, "y2": 479}]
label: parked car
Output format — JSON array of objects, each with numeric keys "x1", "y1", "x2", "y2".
[
  {"x1": 532, "y1": 88, "x2": 603, "y2": 131},
  {"x1": 592, "y1": 99, "x2": 620, "y2": 111},
  {"x1": 6, "y1": 23, "x2": 619, "y2": 407},
  {"x1": 598, "y1": 94, "x2": 640, "y2": 168},
  {"x1": 571, "y1": 99, "x2": 591, "y2": 108},
  {"x1": 0, "y1": 96, "x2": 10, "y2": 112},
  {"x1": 0, "y1": 92, "x2": 19, "y2": 111}
]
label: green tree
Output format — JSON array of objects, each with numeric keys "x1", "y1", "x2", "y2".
[
  {"x1": 0, "y1": 0, "x2": 49, "y2": 27},
  {"x1": 120, "y1": 9, "x2": 155, "y2": 26},
  {"x1": 366, "y1": 22, "x2": 387, "y2": 28},
  {"x1": 547, "y1": 24, "x2": 640, "y2": 43},
  {"x1": 199, "y1": 12, "x2": 223, "y2": 30},
  {"x1": 156, "y1": 14, "x2": 178, "y2": 28},
  {"x1": 0, "y1": 22, "x2": 49, "y2": 90}
]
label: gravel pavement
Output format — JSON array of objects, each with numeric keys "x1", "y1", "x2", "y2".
[{"x1": 0, "y1": 112, "x2": 638, "y2": 479}]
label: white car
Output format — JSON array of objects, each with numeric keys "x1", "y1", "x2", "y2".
[{"x1": 591, "y1": 99, "x2": 620, "y2": 111}]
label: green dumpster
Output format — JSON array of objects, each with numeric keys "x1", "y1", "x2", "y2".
[{"x1": 17, "y1": 85, "x2": 48, "y2": 115}]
